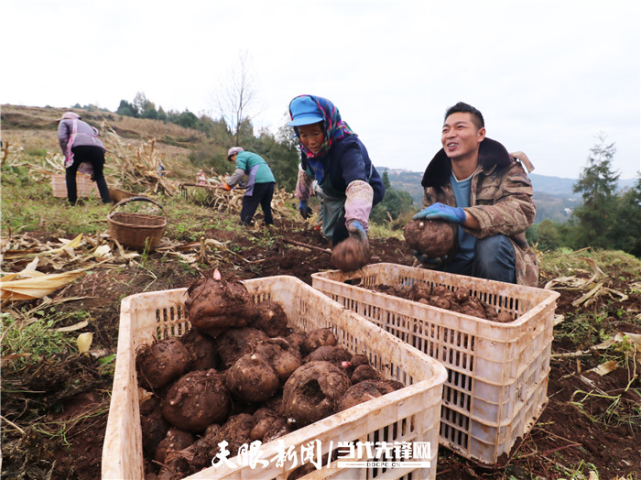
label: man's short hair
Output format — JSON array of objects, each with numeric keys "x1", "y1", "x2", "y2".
[{"x1": 445, "y1": 102, "x2": 485, "y2": 129}]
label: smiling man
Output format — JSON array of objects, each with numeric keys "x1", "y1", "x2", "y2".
[{"x1": 413, "y1": 102, "x2": 539, "y2": 286}]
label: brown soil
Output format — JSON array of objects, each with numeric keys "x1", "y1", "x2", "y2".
[{"x1": 2, "y1": 220, "x2": 640, "y2": 480}]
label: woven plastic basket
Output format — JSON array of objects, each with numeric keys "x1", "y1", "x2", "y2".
[{"x1": 107, "y1": 196, "x2": 167, "y2": 251}]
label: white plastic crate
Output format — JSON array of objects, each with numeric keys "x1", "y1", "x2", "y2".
[
  {"x1": 311, "y1": 263, "x2": 560, "y2": 465},
  {"x1": 102, "y1": 275, "x2": 447, "y2": 480}
]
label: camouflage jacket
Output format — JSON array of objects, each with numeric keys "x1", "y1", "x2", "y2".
[{"x1": 420, "y1": 137, "x2": 539, "y2": 286}]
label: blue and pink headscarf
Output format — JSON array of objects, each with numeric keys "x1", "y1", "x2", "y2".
[{"x1": 289, "y1": 95, "x2": 356, "y2": 159}]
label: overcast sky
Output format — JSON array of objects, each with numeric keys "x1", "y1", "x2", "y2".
[{"x1": 2, "y1": 1, "x2": 640, "y2": 179}]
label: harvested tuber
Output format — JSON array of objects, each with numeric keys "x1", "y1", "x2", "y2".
[
  {"x1": 305, "y1": 345, "x2": 352, "y2": 367},
  {"x1": 136, "y1": 338, "x2": 191, "y2": 390},
  {"x1": 225, "y1": 350, "x2": 281, "y2": 404},
  {"x1": 262, "y1": 416, "x2": 291, "y2": 443},
  {"x1": 283, "y1": 361, "x2": 352, "y2": 427},
  {"x1": 496, "y1": 311, "x2": 513, "y2": 323},
  {"x1": 140, "y1": 397, "x2": 169, "y2": 458},
  {"x1": 249, "y1": 301, "x2": 290, "y2": 337},
  {"x1": 250, "y1": 408, "x2": 279, "y2": 442},
  {"x1": 331, "y1": 237, "x2": 371, "y2": 272},
  {"x1": 155, "y1": 428, "x2": 194, "y2": 464},
  {"x1": 338, "y1": 380, "x2": 403, "y2": 411},
  {"x1": 216, "y1": 327, "x2": 268, "y2": 368},
  {"x1": 255, "y1": 341, "x2": 302, "y2": 383},
  {"x1": 403, "y1": 219, "x2": 457, "y2": 259},
  {"x1": 302, "y1": 328, "x2": 337, "y2": 355},
  {"x1": 161, "y1": 369, "x2": 230, "y2": 433},
  {"x1": 285, "y1": 332, "x2": 306, "y2": 356},
  {"x1": 180, "y1": 328, "x2": 218, "y2": 371},
  {"x1": 350, "y1": 364, "x2": 379, "y2": 384},
  {"x1": 185, "y1": 270, "x2": 253, "y2": 337}
]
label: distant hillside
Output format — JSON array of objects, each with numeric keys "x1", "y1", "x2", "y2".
[
  {"x1": 2, "y1": 104, "x2": 635, "y2": 226},
  {"x1": 378, "y1": 167, "x2": 636, "y2": 224}
]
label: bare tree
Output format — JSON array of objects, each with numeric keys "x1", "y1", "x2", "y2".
[{"x1": 212, "y1": 51, "x2": 259, "y2": 146}]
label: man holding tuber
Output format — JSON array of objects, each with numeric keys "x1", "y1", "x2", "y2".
[{"x1": 412, "y1": 102, "x2": 538, "y2": 286}]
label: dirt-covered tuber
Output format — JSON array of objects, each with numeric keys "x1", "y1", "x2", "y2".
[
  {"x1": 403, "y1": 219, "x2": 457, "y2": 259},
  {"x1": 136, "y1": 338, "x2": 191, "y2": 391},
  {"x1": 161, "y1": 369, "x2": 230, "y2": 433},
  {"x1": 331, "y1": 237, "x2": 371, "y2": 272},
  {"x1": 184, "y1": 271, "x2": 253, "y2": 337},
  {"x1": 283, "y1": 361, "x2": 352, "y2": 427}
]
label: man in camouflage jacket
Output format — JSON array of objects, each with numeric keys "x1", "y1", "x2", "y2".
[{"x1": 414, "y1": 102, "x2": 539, "y2": 287}]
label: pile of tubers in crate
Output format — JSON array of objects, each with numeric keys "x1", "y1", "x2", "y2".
[
  {"x1": 373, "y1": 282, "x2": 514, "y2": 322},
  {"x1": 136, "y1": 271, "x2": 404, "y2": 479}
]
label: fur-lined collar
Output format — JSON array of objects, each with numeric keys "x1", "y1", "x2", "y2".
[{"x1": 421, "y1": 137, "x2": 511, "y2": 188}]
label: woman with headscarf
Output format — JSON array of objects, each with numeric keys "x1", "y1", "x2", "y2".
[
  {"x1": 56, "y1": 111, "x2": 111, "y2": 205},
  {"x1": 288, "y1": 95, "x2": 385, "y2": 250}
]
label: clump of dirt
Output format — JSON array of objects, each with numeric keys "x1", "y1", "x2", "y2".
[
  {"x1": 331, "y1": 237, "x2": 371, "y2": 272},
  {"x1": 403, "y1": 219, "x2": 457, "y2": 258}
]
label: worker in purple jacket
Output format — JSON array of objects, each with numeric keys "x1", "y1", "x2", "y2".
[{"x1": 56, "y1": 111, "x2": 111, "y2": 205}]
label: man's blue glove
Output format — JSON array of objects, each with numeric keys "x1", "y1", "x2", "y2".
[
  {"x1": 347, "y1": 220, "x2": 369, "y2": 247},
  {"x1": 413, "y1": 251, "x2": 448, "y2": 267},
  {"x1": 413, "y1": 202, "x2": 466, "y2": 224},
  {"x1": 298, "y1": 200, "x2": 311, "y2": 219}
]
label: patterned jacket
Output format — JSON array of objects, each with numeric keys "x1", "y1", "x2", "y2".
[{"x1": 420, "y1": 137, "x2": 539, "y2": 286}]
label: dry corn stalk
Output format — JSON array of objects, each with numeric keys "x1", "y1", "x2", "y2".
[
  {"x1": 181, "y1": 176, "x2": 300, "y2": 222},
  {"x1": 102, "y1": 121, "x2": 178, "y2": 197}
]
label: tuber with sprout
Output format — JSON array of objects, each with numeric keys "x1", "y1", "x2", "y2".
[
  {"x1": 184, "y1": 269, "x2": 254, "y2": 337},
  {"x1": 226, "y1": 339, "x2": 302, "y2": 403}
]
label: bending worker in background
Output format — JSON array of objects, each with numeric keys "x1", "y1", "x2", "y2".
[
  {"x1": 414, "y1": 101, "x2": 538, "y2": 286},
  {"x1": 56, "y1": 111, "x2": 111, "y2": 205},
  {"x1": 288, "y1": 94, "x2": 385, "y2": 251},
  {"x1": 223, "y1": 147, "x2": 276, "y2": 227}
]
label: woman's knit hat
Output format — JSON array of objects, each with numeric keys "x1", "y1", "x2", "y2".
[{"x1": 55, "y1": 112, "x2": 81, "y2": 122}]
